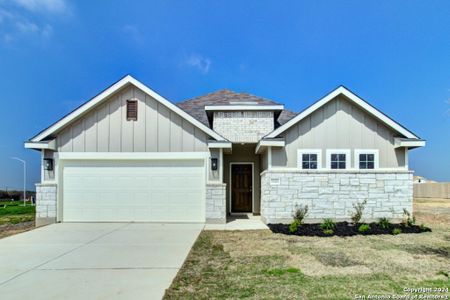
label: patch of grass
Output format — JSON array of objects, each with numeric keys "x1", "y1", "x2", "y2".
[
  {"x1": 0, "y1": 202, "x2": 35, "y2": 225},
  {"x1": 402, "y1": 245, "x2": 450, "y2": 258},
  {"x1": 165, "y1": 198, "x2": 450, "y2": 299},
  {"x1": 313, "y1": 251, "x2": 360, "y2": 267},
  {"x1": 264, "y1": 267, "x2": 301, "y2": 276},
  {"x1": 436, "y1": 270, "x2": 449, "y2": 278}
]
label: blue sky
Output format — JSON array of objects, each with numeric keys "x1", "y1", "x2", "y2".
[{"x1": 0, "y1": 0, "x2": 449, "y2": 190}]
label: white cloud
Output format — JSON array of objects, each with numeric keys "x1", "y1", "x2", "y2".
[
  {"x1": 16, "y1": 20, "x2": 39, "y2": 33},
  {"x1": 186, "y1": 54, "x2": 211, "y2": 74},
  {"x1": 12, "y1": 0, "x2": 70, "y2": 15},
  {"x1": 0, "y1": 0, "x2": 68, "y2": 44}
]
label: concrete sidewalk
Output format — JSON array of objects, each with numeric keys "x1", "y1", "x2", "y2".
[
  {"x1": 0, "y1": 222, "x2": 202, "y2": 300},
  {"x1": 204, "y1": 215, "x2": 269, "y2": 230}
]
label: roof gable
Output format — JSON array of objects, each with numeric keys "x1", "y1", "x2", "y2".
[
  {"x1": 266, "y1": 86, "x2": 420, "y2": 139},
  {"x1": 177, "y1": 89, "x2": 297, "y2": 127},
  {"x1": 30, "y1": 75, "x2": 226, "y2": 142}
]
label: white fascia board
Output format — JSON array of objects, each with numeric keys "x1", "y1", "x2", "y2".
[
  {"x1": 266, "y1": 86, "x2": 420, "y2": 139},
  {"x1": 57, "y1": 152, "x2": 208, "y2": 160},
  {"x1": 31, "y1": 75, "x2": 226, "y2": 142},
  {"x1": 394, "y1": 138, "x2": 426, "y2": 148},
  {"x1": 208, "y1": 141, "x2": 232, "y2": 149},
  {"x1": 205, "y1": 105, "x2": 284, "y2": 111},
  {"x1": 255, "y1": 139, "x2": 285, "y2": 154},
  {"x1": 24, "y1": 139, "x2": 56, "y2": 150}
]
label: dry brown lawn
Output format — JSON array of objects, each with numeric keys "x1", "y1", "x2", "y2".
[{"x1": 165, "y1": 198, "x2": 450, "y2": 299}]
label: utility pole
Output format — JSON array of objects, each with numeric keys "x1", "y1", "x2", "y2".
[{"x1": 11, "y1": 157, "x2": 26, "y2": 206}]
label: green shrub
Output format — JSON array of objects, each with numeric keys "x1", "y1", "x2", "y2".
[
  {"x1": 289, "y1": 220, "x2": 299, "y2": 233},
  {"x1": 358, "y1": 224, "x2": 370, "y2": 233},
  {"x1": 402, "y1": 209, "x2": 415, "y2": 227},
  {"x1": 392, "y1": 228, "x2": 402, "y2": 235},
  {"x1": 292, "y1": 204, "x2": 308, "y2": 224},
  {"x1": 320, "y1": 218, "x2": 336, "y2": 231},
  {"x1": 323, "y1": 229, "x2": 334, "y2": 235},
  {"x1": 419, "y1": 223, "x2": 431, "y2": 232},
  {"x1": 351, "y1": 199, "x2": 367, "y2": 224},
  {"x1": 378, "y1": 217, "x2": 391, "y2": 229}
]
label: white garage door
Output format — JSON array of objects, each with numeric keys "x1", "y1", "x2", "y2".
[{"x1": 62, "y1": 160, "x2": 205, "y2": 222}]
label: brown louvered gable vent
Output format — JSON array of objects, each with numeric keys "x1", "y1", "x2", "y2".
[{"x1": 126, "y1": 100, "x2": 138, "y2": 121}]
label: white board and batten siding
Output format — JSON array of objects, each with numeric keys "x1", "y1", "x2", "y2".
[
  {"x1": 56, "y1": 85, "x2": 209, "y2": 153},
  {"x1": 271, "y1": 96, "x2": 407, "y2": 169},
  {"x1": 50, "y1": 85, "x2": 213, "y2": 223}
]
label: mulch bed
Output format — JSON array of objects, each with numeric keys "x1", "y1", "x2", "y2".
[{"x1": 268, "y1": 221, "x2": 431, "y2": 237}]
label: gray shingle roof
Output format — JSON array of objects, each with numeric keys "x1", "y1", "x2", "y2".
[{"x1": 176, "y1": 89, "x2": 297, "y2": 128}]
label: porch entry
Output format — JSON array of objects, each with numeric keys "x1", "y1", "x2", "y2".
[{"x1": 230, "y1": 163, "x2": 253, "y2": 213}]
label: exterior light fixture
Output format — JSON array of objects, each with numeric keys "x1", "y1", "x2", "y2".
[
  {"x1": 44, "y1": 158, "x2": 54, "y2": 171},
  {"x1": 211, "y1": 158, "x2": 218, "y2": 171}
]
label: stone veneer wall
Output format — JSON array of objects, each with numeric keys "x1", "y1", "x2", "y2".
[
  {"x1": 261, "y1": 170, "x2": 413, "y2": 224},
  {"x1": 35, "y1": 183, "x2": 57, "y2": 227},
  {"x1": 213, "y1": 111, "x2": 274, "y2": 143},
  {"x1": 206, "y1": 183, "x2": 227, "y2": 224}
]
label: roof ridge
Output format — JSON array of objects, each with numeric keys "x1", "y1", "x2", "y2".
[{"x1": 178, "y1": 89, "x2": 282, "y2": 106}]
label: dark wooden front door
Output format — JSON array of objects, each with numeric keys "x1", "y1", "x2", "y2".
[{"x1": 231, "y1": 164, "x2": 253, "y2": 213}]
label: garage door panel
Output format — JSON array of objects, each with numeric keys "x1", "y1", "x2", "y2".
[{"x1": 63, "y1": 160, "x2": 205, "y2": 222}]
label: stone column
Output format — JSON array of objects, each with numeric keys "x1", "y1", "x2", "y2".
[{"x1": 35, "y1": 183, "x2": 57, "y2": 227}]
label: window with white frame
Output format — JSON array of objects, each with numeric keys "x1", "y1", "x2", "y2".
[
  {"x1": 326, "y1": 149, "x2": 350, "y2": 169},
  {"x1": 355, "y1": 149, "x2": 379, "y2": 169},
  {"x1": 297, "y1": 150, "x2": 321, "y2": 169}
]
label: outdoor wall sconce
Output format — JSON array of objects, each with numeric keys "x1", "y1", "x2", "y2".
[
  {"x1": 211, "y1": 158, "x2": 218, "y2": 171},
  {"x1": 44, "y1": 158, "x2": 54, "y2": 171}
]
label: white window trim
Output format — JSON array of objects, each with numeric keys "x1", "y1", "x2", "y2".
[
  {"x1": 326, "y1": 149, "x2": 351, "y2": 169},
  {"x1": 354, "y1": 149, "x2": 379, "y2": 170},
  {"x1": 297, "y1": 149, "x2": 322, "y2": 170}
]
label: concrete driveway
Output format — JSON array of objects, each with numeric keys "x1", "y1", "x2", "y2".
[{"x1": 0, "y1": 223, "x2": 203, "y2": 300}]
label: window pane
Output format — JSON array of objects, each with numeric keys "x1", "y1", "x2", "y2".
[
  {"x1": 302, "y1": 162, "x2": 310, "y2": 169},
  {"x1": 359, "y1": 161, "x2": 366, "y2": 169},
  {"x1": 310, "y1": 154, "x2": 317, "y2": 162},
  {"x1": 339, "y1": 162, "x2": 346, "y2": 169},
  {"x1": 310, "y1": 162, "x2": 317, "y2": 169},
  {"x1": 359, "y1": 154, "x2": 366, "y2": 162},
  {"x1": 368, "y1": 154, "x2": 374, "y2": 161},
  {"x1": 331, "y1": 154, "x2": 337, "y2": 161},
  {"x1": 367, "y1": 162, "x2": 374, "y2": 169},
  {"x1": 338, "y1": 154, "x2": 345, "y2": 161},
  {"x1": 302, "y1": 154, "x2": 309, "y2": 162},
  {"x1": 331, "y1": 162, "x2": 338, "y2": 169}
]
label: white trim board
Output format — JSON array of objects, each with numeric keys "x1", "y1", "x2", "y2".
[
  {"x1": 30, "y1": 75, "x2": 227, "y2": 142},
  {"x1": 394, "y1": 138, "x2": 426, "y2": 148},
  {"x1": 205, "y1": 105, "x2": 284, "y2": 111},
  {"x1": 229, "y1": 162, "x2": 254, "y2": 214},
  {"x1": 255, "y1": 139, "x2": 285, "y2": 154},
  {"x1": 24, "y1": 140, "x2": 56, "y2": 150},
  {"x1": 208, "y1": 141, "x2": 232, "y2": 149},
  {"x1": 57, "y1": 152, "x2": 208, "y2": 160},
  {"x1": 266, "y1": 86, "x2": 420, "y2": 140}
]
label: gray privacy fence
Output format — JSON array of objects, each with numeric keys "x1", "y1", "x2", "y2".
[{"x1": 413, "y1": 183, "x2": 450, "y2": 199}]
